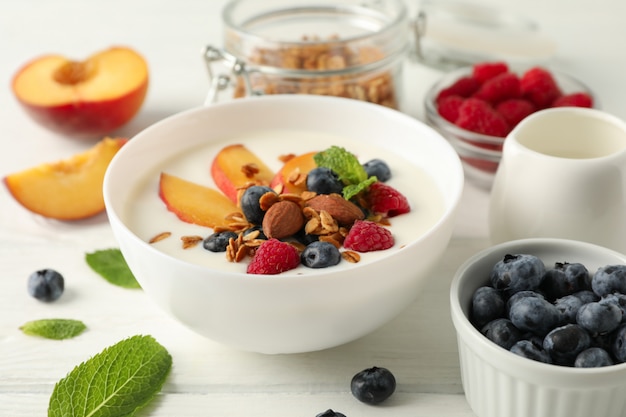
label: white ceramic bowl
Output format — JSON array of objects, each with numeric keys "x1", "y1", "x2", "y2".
[
  {"x1": 104, "y1": 95, "x2": 464, "y2": 354},
  {"x1": 450, "y1": 238, "x2": 626, "y2": 417}
]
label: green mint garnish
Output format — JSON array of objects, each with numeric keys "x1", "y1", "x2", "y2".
[
  {"x1": 343, "y1": 176, "x2": 378, "y2": 201},
  {"x1": 20, "y1": 318, "x2": 86, "y2": 340},
  {"x1": 313, "y1": 146, "x2": 376, "y2": 200},
  {"x1": 314, "y1": 146, "x2": 368, "y2": 185},
  {"x1": 85, "y1": 248, "x2": 140, "y2": 289},
  {"x1": 48, "y1": 335, "x2": 172, "y2": 417}
]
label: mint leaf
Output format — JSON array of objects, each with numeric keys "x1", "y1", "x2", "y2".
[
  {"x1": 343, "y1": 176, "x2": 378, "y2": 201},
  {"x1": 313, "y1": 146, "x2": 377, "y2": 200},
  {"x1": 85, "y1": 249, "x2": 140, "y2": 289},
  {"x1": 20, "y1": 319, "x2": 86, "y2": 340},
  {"x1": 48, "y1": 335, "x2": 172, "y2": 417},
  {"x1": 314, "y1": 146, "x2": 368, "y2": 186}
]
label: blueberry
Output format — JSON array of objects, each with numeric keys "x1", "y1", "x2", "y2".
[
  {"x1": 306, "y1": 167, "x2": 344, "y2": 195},
  {"x1": 574, "y1": 347, "x2": 614, "y2": 368},
  {"x1": 350, "y1": 366, "x2": 396, "y2": 405},
  {"x1": 27, "y1": 269, "x2": 64, "y2": 302},
  {"x1": 508, "y1": 296, "x2": 562, "y2": 336},
  {"x1": 489, "y1": 254, "x2": 545, "y2": 295},
  {"x1": 505, "y1": 290, "x2": 545, "y2": 315},
  {"x1": 543, "y1": 324, "x2": 591, "y2": 366},
  {"x1": 481, "y1": 318, "x2": 523, "y2": 350},
  {"x1": 470, "y1": 286, "x2": 505, "y2": 329},
  {"x1": 592, "y1": 264, "x2": 626, "y2": 297},
  {"x1": 316, "y1": 410, "x2": 347, "y2": 417},
  {"x1": 203, "y1": 231, "x2": 237, "y2": 252},
  {"x1": 240, "y1": 185, "x2": 275, "y2": 225},
  {"x1": 362, "y1": 159, "x2": 391, "y2": 182},
  {"x1": 510, "y1": 340, "x2": 552, "y2": 364},
  {"x1": 301, "y1": 241, "x2": 341, "y2": 268},
  {"x1": 600, "y1": 293, "x2": 626, "y2": 323},
  {"x1": 576, "y1": 301, "x2": 622, "y2": 336},
  {"x1": 554, "y1": 294, "x2": 584, "y2": 324},
  {"x1": 540, "y1": 262, "x2": 591, "y2": 301},
  {"x1": 612, "y1": 324, "x2": 626, "y2": 362}
]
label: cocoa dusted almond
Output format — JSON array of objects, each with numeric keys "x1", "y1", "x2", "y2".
[
  {"x1": 262, "y1": 200, "x2": 305, "y2": 239},
  {"x1": 305, "y1": 193, "x2": 364, "y2": 226}
]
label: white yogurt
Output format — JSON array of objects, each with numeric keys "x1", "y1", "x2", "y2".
[{"x1": 124, "y1": 128, "x2": 444, "y2": 274}]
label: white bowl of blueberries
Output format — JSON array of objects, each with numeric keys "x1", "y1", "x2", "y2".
[{"x1": 450, "y1": 237, "x2": 626, "y2": 417}]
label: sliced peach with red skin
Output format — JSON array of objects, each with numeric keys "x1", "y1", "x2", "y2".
[
  {"x1": 3, "y1": 137, "x2": 127, "y2": 220},
  {"x1": 159, "y1": 172, "x2": 241, "y2": 229},
  {"x1": 210, "y1": 144, "x2": 275, "y2": 203},
  {"x1": 269, "y1": 151, "x2": 318, "y2": 194},
  {"x1": 11, "y1": 46, "x2": 148, "y2": 139}
]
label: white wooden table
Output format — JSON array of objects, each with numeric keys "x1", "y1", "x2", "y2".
[{"x1": 1, "y1": 0, "x2": 625, "y2": 415}]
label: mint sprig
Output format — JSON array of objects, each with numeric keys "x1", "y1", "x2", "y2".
[
  {"x1": 313, "y1": 146, "x2": 376, "y2": 200},
  {"x1": 20, "y1": 319, "x2": 86, "y2": 340},
  {"x1": 85, "y1": 248, "x2": 140, "y2": 289},
  {"x1": 48, "y1": 335, "x2": 172, "y2": 417}
]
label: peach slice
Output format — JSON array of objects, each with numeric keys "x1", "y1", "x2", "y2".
[
  {"x1": 210, "y1": 144, "x2": 275, "y2": 203},
  {"x1": 11, "y1": 46, "x2": 148, "y2": 138},
  {"x1": 3, "y1": 137, "x2": 126, "y2": 220},
  {"x1": 159, "y1": 172, "x2": 241, "y2": 229},
  {"x1": 269, "y1": 151, "x2": 318, "y2": 194}
]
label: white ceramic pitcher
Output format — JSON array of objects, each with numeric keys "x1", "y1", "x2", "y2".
[{"x1": 489, "y1": 107, "x2": 626, "y2": 253}]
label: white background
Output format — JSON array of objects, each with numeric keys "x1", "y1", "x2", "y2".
[{"x1": 1, "y1": 0, "x2": 625, "y2": 415}]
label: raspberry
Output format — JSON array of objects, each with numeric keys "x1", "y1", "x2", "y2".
[
  {"x1": 472, "y1": 61, "x2": 509, "y2": 83},
  {"x1": 552, "y1": 92, "x2": 593, "y2": 108},
  {"x1": 472, "y1": 72, "x2": 521, "y2": 105},
  {"x1": 462, "y1": 156, "x2": 499, "y2": 173},
  {"x1": 437, "y1": 95, "x2": 464, "y2": 123},
  {"x1": 247, "y1": 238, "x2": 300, "y2": 275},
  {"x1": 436, "y1": 76, "x2": 480, "y2": 104},
  {"x1": 495, "y1": 99, "x2": 536, "y2": 128},
  {"x1": 344, "y1": 220, "x2": 394, "y2": 252},
  {"x1": 455, "y1": 98, "x2": 510, "y2": 137},
  {"x1": 520, "y1": 67, "x2": 562, "y2": 109},
  {"x1": 367, "y1": 181, "x2": 410, "y2": 217}
]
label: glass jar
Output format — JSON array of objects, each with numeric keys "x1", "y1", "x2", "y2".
[{"x1": 204, "y1": 0, "x2": 411, "y2": 110}]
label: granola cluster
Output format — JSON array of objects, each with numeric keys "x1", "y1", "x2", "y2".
[
  {"x1": 214, "y1": 187, "x2": 357, "y2": 263},
  {"x1": 233, "y1": 35, "x2": 399, "y2": 109}
]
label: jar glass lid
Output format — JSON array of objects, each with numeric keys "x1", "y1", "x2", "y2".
[
  {"x1": 414, "y1": 0, "x2": 556, "y2": 69},
  {"x1": 223, "y1": 0, "x2": 407, "y2": 44}
]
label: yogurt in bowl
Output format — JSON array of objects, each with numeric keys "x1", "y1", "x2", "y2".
[
  {"x1": 104, "y1": 95, "x2": 464, "y2": 353},
  {"x1": 125, "y1": 128, "x2": 445, "y2": 274}
]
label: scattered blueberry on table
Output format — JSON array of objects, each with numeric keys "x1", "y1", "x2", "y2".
[
  {"x1": 350, "y1": 366, "x2": 396, "y2": 404},
  {"x1": 27, "y1": 269, "x2": 64, "y2": 302}
]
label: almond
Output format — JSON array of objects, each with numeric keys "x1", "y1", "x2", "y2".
[
  {"x1": 304, "y1": 193, "x2": 364, "y2": 226},
  {"x1": 262, "y1": 200, "x2": 305, "y2": 239}
]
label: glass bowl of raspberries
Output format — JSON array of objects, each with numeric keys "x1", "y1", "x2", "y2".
[
  {"x1": 424, "y1": 61, "x2": 595, "y2": 188},
  {"x1": 450, "y1": 237, "x2": 626, "y2": 417}
]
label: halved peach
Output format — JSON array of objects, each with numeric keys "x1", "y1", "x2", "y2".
[
  {"x1": 11, "y1": 46, "x2": 148, "y2": 138},
  {"x1": 159, "y1": 172, "x2": 241, "y2": 229},
  {"x1": 4, "y1": 137, "x2": 126, "y2": 220},
  {"x1": 269, "y1": 151, "x2": 318, "y2": 194},
  {"x1": 210, "y1": 144, "x2": 275, "y2": 203}
]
